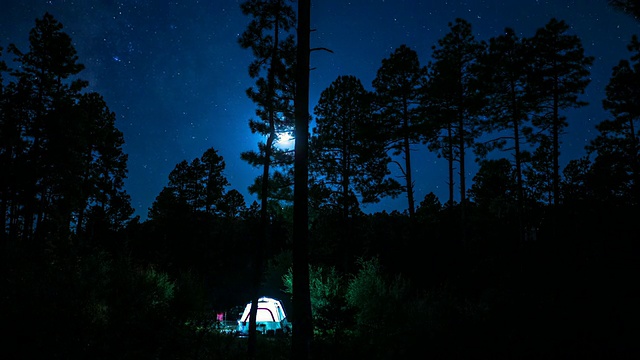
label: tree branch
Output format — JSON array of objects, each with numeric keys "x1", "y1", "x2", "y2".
[{"x1": 310, "y1": 47, "x2": 334, "y2": 53}]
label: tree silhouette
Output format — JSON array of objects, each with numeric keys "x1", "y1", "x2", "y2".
[
  {"x1": 76, "y1": 92, "x2": 132, "y2": 232},
  {"x1": 311, "y1": 75, "x2": 401, "y2": 220},
  {"x1": 427, "y1": 18, "x2": 485, "y2": 237},
  {"x1": 524, "y1": 135, "x2": 554, "y2": 203},
  {"x1": 468, "y1": 158, "x2": 518, "y2": 219},
  {"x1": 2, "y1": 13, "x2": 131, "y2": 242},
  {"x1": 151, "y1": 147, "x2": 230, "y2": 216},
  {"x1": 609, "y1": 0, "x2": 640, "y2": 21},
  {"x1": 424, "y1": 65, "x2": 457, "y2": 206},
  {"x1": 0, "y1": 47, "x2": 8, "y2": 240},
  {"x1": 529, "y1": 18, "x2": 594, "y2": 206},
  {"x1": 219, "y1": 188, "x2": 247, "y2": 218},
  {"x1": 238, "y1": 0, "x2": 296, "y2": 354},
  {"x1": 372, "y1": 44, "x2": 427, "y2": 218},
  {"x1": 587, "y1": 35, "x2": 640, "y2": 204},
  {"x1": 6, "y1": 12, "x2": 86, "y2": 240},
  {"x1": 475, "y1": 28, "x2": 538, "y2": 241},
  {"x1": 201, "y1": 148, "x2": 231, "y2": 214},
  {"x1": 292, "y1": 0, "x2": 313, "y2": 358}
]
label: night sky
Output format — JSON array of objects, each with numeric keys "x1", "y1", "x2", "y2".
[{"x1": 2, "y1": 1, "x2": 639, "y2": 220}]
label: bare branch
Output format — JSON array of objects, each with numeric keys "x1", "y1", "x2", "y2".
[{"x1": 310, "y1": 47, "x2": 334, "y2": 53}]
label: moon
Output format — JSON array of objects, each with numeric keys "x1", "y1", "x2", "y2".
[{"x1": 275, "y1": 132, "x2": 294, "y2": 149}]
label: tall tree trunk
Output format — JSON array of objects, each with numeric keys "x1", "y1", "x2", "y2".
[
  {"x1": 403, "y1": 100, "x2": 415, "y2": 218},
  {"x1": 512, "y1": 85, "x2": 525, "y2": 243},
  {"x1": 247, "y1": 134, "x2": 273, "y2": 358},
  {"x1": 0, "y1": 147, "x2": 9, "y2": 243},
  {"x1": 550, "y1": 71, "x2": 560, "y2": 242},
  {"x1": 629, "y1": 118, "x2": 640, "y2": 203},
  {"x1": 447, "y1": 124, "x2": 454, "y2": 206},
  {"x1": 342, "y1": 128, "x2": 349, "y2": 221},
  {"x1": 458, "y1": 112, "x2": 466, "y2": 242},
  {"x1": 514, "y1": 119, "x2": 525, "y2": 242},
  {"x1": 248, "y1": 8, "x2": 280, "y2": 358},
  {"x1": 552, "y1": 81, "x2": 559, "y2": 206},
  {"x1": 292, "y1": 0, "x2": 312, "y2": 358}
]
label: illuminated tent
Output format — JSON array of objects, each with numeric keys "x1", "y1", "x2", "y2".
[{"x1": 236, "y1": 297, "x2": 291, "y2": 336}]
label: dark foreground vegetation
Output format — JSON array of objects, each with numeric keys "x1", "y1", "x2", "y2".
[
  {"x1": 2, "y1": 200, "x2": 638, "y2": 359},
  {"x1": 2, "y1": 4, "x2": 640, "y2": 360}
]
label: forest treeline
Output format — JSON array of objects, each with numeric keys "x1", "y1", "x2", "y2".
[{"x1": 1, "y1": 8, "x2": 639, "y2": 360}]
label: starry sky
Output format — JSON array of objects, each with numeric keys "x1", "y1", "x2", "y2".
[{"x1": 2, "y1": 1, "x2": 639, "y2": 220}]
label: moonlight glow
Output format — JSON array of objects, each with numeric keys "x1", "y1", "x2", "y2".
[{"x1": 276, "y1": 132, "x2": 294, "y2": 149}]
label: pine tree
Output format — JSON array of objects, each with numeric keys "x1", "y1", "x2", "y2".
[
  {"x1": 202, "y1": 148, "x2": 230, "y2": 214},
  {"x1": 609, "y1": 0, "x2": 640, "y2": 20},
  {"x1": 76, "y1": 92, "x2": 131, "y2": 233},
  {"x1": 427, "y1": 18, "x2": 485, "y2": 235},
  {"x1": 529, "y1": 18, "x2": 594, "y2": 205},
  {"x1": 587, "y1": 35, "x2": 640, "y2": 204},
  {"x1": 4, "y1": 13, "x2": 131, "y2": 241},
  {"x1": 0, "y1": 63, "x2": 34, "y2": 241},
  {"x1": 0, "y1": 47, "x2": 11, "y2": 239},
  {"x1": 238, "y1": 1, "x2": 297, "y2": 354},
  {"x1": 372, "y1": 44, "x2": 427, "y2": 218},
  {"x1": 468, "y1": 158, "x2": 518, "y2": 218},
  {"x1": 238, "y1": 0, "x2": 296, "y2": 204},
  {"x1": 219, "y1": 189, "x2": 246, "y2": 218},
  {"x1": 424, "y1": 67, "x2": 457, "y2": 206},
  {"x1": 311, "y1": 75, "x2": 401, "y2": 220},
  {"x1": 292, "y1": 0, "x2": 313, "y2": 358},
  {"x1": 7, "y1": 12, "x2": 87, "y2": 239},
  {"x1": 161, "y1": 148, "x2": 230, "y2": 214},
  {"x1": 475, "y1": 28, "x2": 538, "y2": 241},
  {"x1": 524, "y1": 136, "x2": 554, "y2": 204}
]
